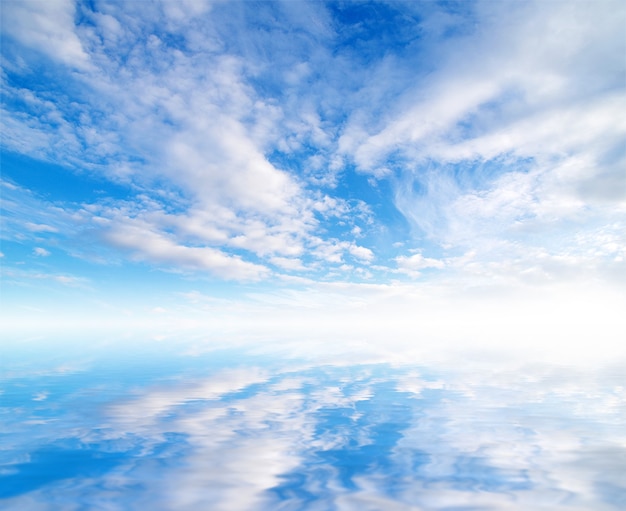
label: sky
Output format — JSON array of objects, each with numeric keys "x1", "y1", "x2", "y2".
[{"x1": 1, "y1": 0, "x2": 625, "y2": 360}]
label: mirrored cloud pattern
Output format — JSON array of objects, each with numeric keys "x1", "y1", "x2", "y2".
[{"x1": 1, "y1": 340, "x2": 624, "y2": 510}]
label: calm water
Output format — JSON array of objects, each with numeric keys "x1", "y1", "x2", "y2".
[{"x1": 1, "y1": 335, "x2": 625, "y2": 510}]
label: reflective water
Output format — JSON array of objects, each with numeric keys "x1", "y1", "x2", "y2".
[{"x1": 1, "y1": 336, "x2": 625, "y2": 510}]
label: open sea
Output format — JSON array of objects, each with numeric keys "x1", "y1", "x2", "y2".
[{"x1": 1, "y1": 334, "x2": 625, "y2": 510}]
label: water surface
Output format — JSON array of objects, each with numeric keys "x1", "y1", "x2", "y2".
[{"x1": 1, "y1": 335, "x2": 625, "y2": 510}]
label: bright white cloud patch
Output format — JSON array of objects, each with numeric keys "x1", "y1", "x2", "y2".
[
  {"x1": 395, "y1": 253, "x2": 444, "y2": 277},
  {"x1": 1, "y1": 0, "x2": 90, "y2": 69},
  {"x1": 103, "y1": 218, "x2": 269, "y2": 281}
]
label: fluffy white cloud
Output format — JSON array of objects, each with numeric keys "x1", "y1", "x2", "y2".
[
  {"x1": 395, "y1": 253, "x2": 444, "y2": 277},
  {"x1": 103, "y1": 217, "x2": 269, "y2": 281},
  {"x1": 0, "y1": 0, "x2": 91, "y2": 69},
  {"x1": 349, "y1": 244, "x2": 374, "y2": 262},
  {"x1": 269, "y1": 256, "x2": 306, "y2": 272}
]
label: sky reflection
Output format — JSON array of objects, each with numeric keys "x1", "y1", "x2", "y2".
[{"x1": 1, "y1": 337, "x2": 625, "y2": 510}]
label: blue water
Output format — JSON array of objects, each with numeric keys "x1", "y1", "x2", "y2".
[{"x1": 1, "y1": 336, "x2": 625, "y2": 510}]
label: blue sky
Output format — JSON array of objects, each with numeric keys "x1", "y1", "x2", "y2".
[{"x1": 1, "y1": 0, "x2": 625, "y2": 356}]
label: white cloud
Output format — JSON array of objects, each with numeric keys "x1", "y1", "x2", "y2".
[
  {"x1": 25, "y1": 223, "x2": 59, "y2": 233},
  {"x1": 33, "y1": 247, "x2": 50, "y2": 257},
  {"x1": 1, "y1": 267, "x2": 87, "y2": 288},
  {"x1": 103, "y1": 218, "x2": 269, "y2": 281},
  {"x1": 342, "y1": 0, "x2": 626, "y2": 289},
  {"x1": 395, "y1": 253, "x2": 444, "y2": 277},
  {"x1": 0, "y1": 8, "x2": 424, "y2": 284},
  {"x1": 1, "y1": 0, "x2": 91, "y2": 69},
  {"x1": 269, "y1": 256, "x2": 306, "y2": 272},
  {"x1": 0, "y1": 3, "x2": 380, "y2": 280},
  {"x1": 340, "y1": 1, "x2": 625, "y2": 265},
  {"x1": 349, "y1": 244, "x2": 374, "y2": 262}
]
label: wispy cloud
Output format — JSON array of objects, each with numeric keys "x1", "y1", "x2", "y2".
[
  {"x1": 340, "y1": 0, "x2": 626, "y2": 280},
  {"x1": 103, "y1": 216, "x2": 269, "y2": 280},
  {"x1": 1, "y1": 267, "x2": 87, "y2": 287}
]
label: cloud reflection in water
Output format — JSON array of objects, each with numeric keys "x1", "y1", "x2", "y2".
[{"x1": 1, "y1": 341, "x2": 625, "y2": 510}]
